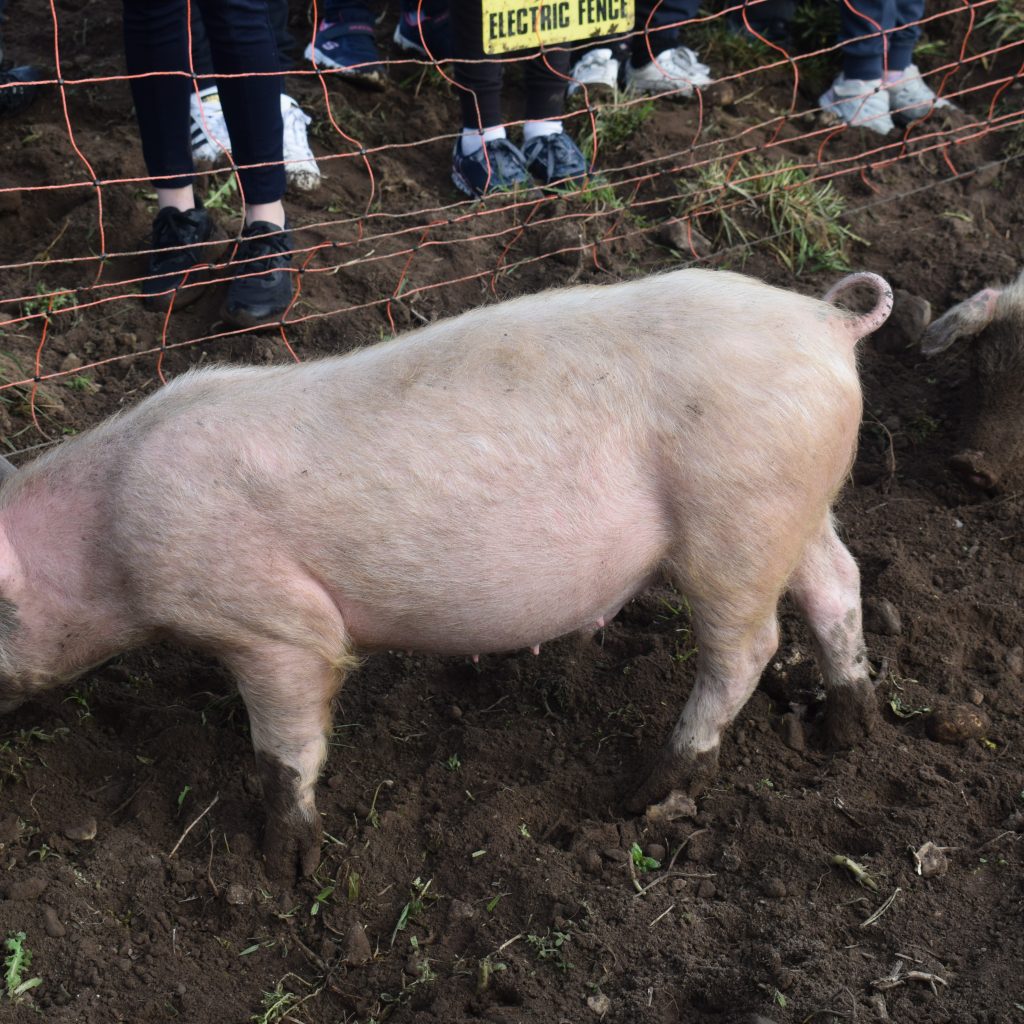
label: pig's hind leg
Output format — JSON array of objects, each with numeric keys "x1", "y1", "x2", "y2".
[
  {"x1": 788, "y1": 517, "x2": 879, "y2": 746},
  {"x1": 224, "y1": 641, "x2": 352, "y2": 880},
  {"x1": 631, "y1": 596, "x2": 781, "y2": 811}
]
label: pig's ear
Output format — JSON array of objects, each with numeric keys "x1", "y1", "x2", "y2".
[
  {"x1": 0, "y1": 456, "x2": 16, "y2": 485},
  {"x1": 920, "y1": 287, "x2": 1001, "y2": 356}
]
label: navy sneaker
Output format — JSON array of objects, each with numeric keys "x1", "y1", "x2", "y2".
[
  {"x1": 304, "y1": 9, "x2": 385, "y2": 89},
  {"x1": 0, "y1": 65, "x2": 43, "y2": 117},
  {"x1": 522, "y1": 132, "x2": 589, "y2": 189},
  {"x1": 392, "y1": 8, "x2": 452, "y2": 61},
  {"x1": 451, "y1": 137, "x2": 533, "y2": 198},
  {"x1": 143, "y1": 205, "x2": 218, "y2": 311},
  {"x1": 224, "y1": 221, "x2": 295, "y2": 328}
]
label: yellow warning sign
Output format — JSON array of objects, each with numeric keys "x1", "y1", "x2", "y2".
[{"x1": 482, "y1": 0, "x2": 633, "y2": 54}]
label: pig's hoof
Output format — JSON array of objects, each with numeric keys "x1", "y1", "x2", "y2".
[
  {"x1": 626, "y1": 747, "x2": 719, "y2": 815},
  {"x1": 262, "y1": 815, "x2": 322, "y2": 881},
  {"x1": 824, "y1": 679, "x2": 879, "y2": 749}
]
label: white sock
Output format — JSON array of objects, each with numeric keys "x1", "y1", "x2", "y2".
[
  {"x1": 460, "y1": 125, "x2": 506, "y2": 155},
  {"x1": 522, "y1": 119, "x2": 563, "y2": 144}
]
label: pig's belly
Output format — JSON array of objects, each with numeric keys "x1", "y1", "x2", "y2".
[{"x1": 332, "y1": 517, "x2": 669, "y2": 656}]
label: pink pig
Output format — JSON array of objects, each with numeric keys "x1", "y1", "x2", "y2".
[{"x1": 0, "y1": 268, "x2": 892, "y2": 877}]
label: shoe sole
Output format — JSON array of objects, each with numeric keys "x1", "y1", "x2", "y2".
[{"x1": 304, "y1": 44, "x2": 387, "y2": 91}]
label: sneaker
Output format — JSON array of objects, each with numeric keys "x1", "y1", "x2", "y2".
[
  {"x1": 304, "y1": 12, "x2": 385, "y2": 89},
  {"x1": 522, "y1": 131, "x2": 589, "y2": 189},
  {"x1": 885, "y1": 64, "x2": 952, "y2": 125},
  {"x1": 392, "y1": 9, "x2": 452, "y2": 60},
  {"x1": 819, "y1": 74, "x2": 894, "y2": 134},
  {"x1": 0, "y1": 65, "x2": 43, "y2": 117},
  {"x1": 566, "y1": 48, "x2": 620, "y2": 105},
  {"x1": 143, "y1": 205, "x2": 218, "y2": 311},
  {"x1": 624, "y1": 46, "x2": 712, "y2": 98},
  {"x1": 280, "y1": 94, "x2": 321, "y2": 191},
  {"x1": 451, "y1": 137, "x2": 533, "y2": 198},
  {"x1": 224, "y1": 221, "x2": 294, "y2": 327},
  {"x1": 189, "y1": 87, "x2": 231, "y2": 165}
]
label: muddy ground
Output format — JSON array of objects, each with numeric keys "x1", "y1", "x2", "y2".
[{"x1": 0, "y1": 2, "x2": 1022, "y2": 1023}]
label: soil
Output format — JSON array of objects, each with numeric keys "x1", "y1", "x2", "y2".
[{"x1": 0, "y1": 4, "x2": 1022, "y2": 1024}]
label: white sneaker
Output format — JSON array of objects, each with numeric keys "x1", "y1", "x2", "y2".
[
  {"x1": 567, "y1": 47, "x2": 620, "y2": 102},
  {"x1": 819, "y1": 74, "x2": 894, "y2": 135},
  {"x1": 280, "y1": 94, "x2": 321, "y2": 191},
  {"x1": 189, "y1": 87, "x2": 231, "y2": 165},
  {"x1": 623, "y1": 46, "x2": 712, "y2": 98},
  {"x1": 885, "y1": 64, "x2": 952, "y2": 125}
]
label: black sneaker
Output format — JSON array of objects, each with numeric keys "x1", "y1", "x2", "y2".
[
  {"x1": 522, "y1": 132, "x2": 589, "y2": 189},
  {"x1": 0, "y1": 66, "x2": 43, "y2": 117},
  {"x1": 143, "y1": 205, "x2": 218, "y2": 311},
  {"x1": 224, "y1": 221, "x2": 294, "y2": 328}
]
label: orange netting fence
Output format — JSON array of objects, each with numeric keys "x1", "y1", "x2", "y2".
[{"x1": 0, "y1": 0, "x2": 1020, "y2": 452}]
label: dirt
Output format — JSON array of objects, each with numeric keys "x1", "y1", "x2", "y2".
[{"x1": 0, "y1": 4, "x2": 1022, "y2": 1024}]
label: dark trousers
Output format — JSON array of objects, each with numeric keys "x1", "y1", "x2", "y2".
[
  {"x1": 189, "y1": 0, "x2": 296, "y2": 86},
  {"x1": 452, "y1": 0, "x2": 570, "y2": 129},
  {"x1": 123, "y1": 0, "x2": 285, "y2": 204},
  {"x1": 839, "y1": 0, "x2": 924, "y2": 79}
]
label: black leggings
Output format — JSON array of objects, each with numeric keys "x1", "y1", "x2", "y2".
[
  {"x1": 123, "y1": 0, "x2": 285, "y2": 204},
  {"x1": 452, "y1": 0, "x2": 569, "y2": 129}
]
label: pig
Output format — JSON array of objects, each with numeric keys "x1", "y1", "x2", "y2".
[
  {"x1": 0, "y1": 267, "x2": 892, "y2": 878},
  {"x1": 921, "y1": 269, "x2": 1024, "y2": 491}
]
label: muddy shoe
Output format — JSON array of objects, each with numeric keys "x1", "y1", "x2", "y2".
[
  {"x1": 223, "y1": 221, "x2": 295, "y2": 328},
  {"x1": 143, "y1": 205, "x2": 219, "y2": 311}
]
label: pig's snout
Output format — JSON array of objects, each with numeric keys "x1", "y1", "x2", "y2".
[{"x1": 948, "y1": 450, "x2": 999, "y2": 492}]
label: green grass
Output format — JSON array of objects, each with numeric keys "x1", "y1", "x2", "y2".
[
  {"x1": 677, "y1": 155, "x2": 862, "y2": 273},
  {"x1": 4, "y1": 933, "x2": 42, "y2": 1002},
  {"x1": 578, "y1": 99, "x2": 655, "y2": 165},
  {"x1": 979, "y1": 0, "x2": 1024, "y2": 47}
]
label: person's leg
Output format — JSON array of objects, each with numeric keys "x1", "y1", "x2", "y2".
[
  {"x1": 521, "y1": 50, "x2": 588, "y2": 187},
  {"x1": 819, "y1": 0, "x2": 895, "y2": 134},
  {"x1": 884, "y1": 0, "x2": 951, "y2": 123},
  {"x1": 197, "y1": 0, "x2": 294, "y2": 325},
  {"x1": 449, "y1": 0, "x2": 531, "y2": 196},
  {"x1": 626, "y1": 0, "x2": 712, "y2": 97},
  {"x1": 124, "y1": 0, "x2": 222, "y2": 309}
]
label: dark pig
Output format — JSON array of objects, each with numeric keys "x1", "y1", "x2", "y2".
[
  {"x1": 0, "y1": 268, "x2": 892, "y2": 877},
  {"x1": 921, "y1": 271, "x2": 1024, "y2": 491}
]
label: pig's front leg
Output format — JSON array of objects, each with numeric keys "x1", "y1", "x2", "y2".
[
  {"x1": 630, "y1": 606, "x2": 781, "y2": 812},
  {"x1": 224, "y1": 642, "x2": 347, "y2": 879},
  {"x1": 788, "y1": 518, "x2": 879, "y2": 746}
]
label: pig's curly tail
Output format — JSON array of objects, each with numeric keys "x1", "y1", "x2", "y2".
[{"x1": 822, "y1": 273, "x2": 894, "y2": 342}]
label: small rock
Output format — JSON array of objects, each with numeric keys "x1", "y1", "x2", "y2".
[
  {"x1": 0, "y1": 814, "x2": 22, "y2": 846},
  {"x1": 863, "y1": 597, "x2": 902, "y2": 636},
  {"x1": 6, "y1": 876, "x2": 47, "y2": 901},
  {"x1": 63, "y1": 817, "x2": 97, "y2": 842},
  {"x1": 644, "y1": 791, "x2": 697, "y2": 823},
  {"x1": 344, "y1": 923, "x2": 373, "y2": 965},
  {"x1": 703, "y1": 79, "x2": 736, "y2": 107},
  {"x1": 656, "y1": 219, "x2": 713, "y2": 258},
  {"x1": 577, "y1": 848, "x2": 602, "y2": 875},
  {"x1": 1007, "y1": 647, "x2": 1024, "y2": 677},
  {"x1": 872, "y1": 290, "x2": 931, "y2": 353},
  {"x1": 41, "y1": 905, "x2": 66, "y2": 938},
  {"x1": 601, "y1": 847, "x2": 629, "y2": 864},
  {"x1": 587, "y1": 991, "x2": 611, "y2": 1016},
  {"x1": 449, "y1": 898, "x2": 475, "y2": 921},
  {"x1": 762, "y1": 877, "x2": 787, "y2": 898},
  {"x1": 969, "y1": 689, "x2": 985, "y2": 706},
  {"x1": 446, "y1": 705, "x2": 463, "y2": 722},
  {"x1": 926, "y1": 705, "x2": 990, "y2": 744},
  {"x1": 779, "y1": 712, "x2": 806, "y2": 753},
  {"x1": 223, "y1": 883, "x2": 249, "y2": 906},
  {"x1": 696, "y1": 879, "x2": 716, "y2": 899},
  {"x1": 228, "y1": 832, "x2": 255, "y2": 857},
  {"x1": 326, "y1": 773, "x2": 346, "y2": 791},
  {"x1": 912, "y1": 841, "x2": 949, "y2": 878},
  {"x1": 645, "y1": 843, "x2": 666, "y2": 864}
]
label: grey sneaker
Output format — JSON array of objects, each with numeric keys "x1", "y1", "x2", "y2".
[
  {"x1": 624, "y1": 45, "x2": 712, "y2": 98},
  {"x1": 819, "y1": 74, "x2": 894, "y2": 135},
  {"x1": 885, "y1": 64, "x2": 952, "y2": 125}
]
